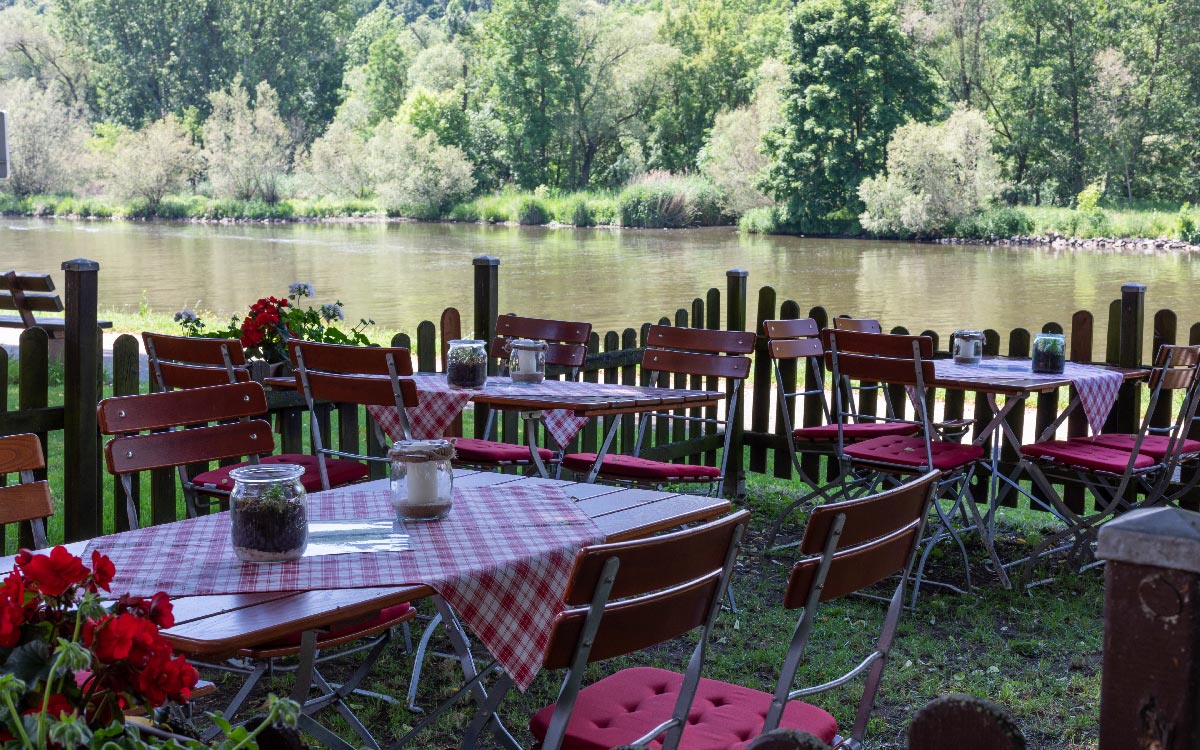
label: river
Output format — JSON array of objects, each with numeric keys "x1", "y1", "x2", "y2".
[{"x1": 3, "y1": 217, "x2": 1195, "y2": 357}]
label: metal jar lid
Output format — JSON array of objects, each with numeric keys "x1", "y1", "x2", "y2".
[{"x1": 389, "y1": 439, "x2": 456, "y2": 463}]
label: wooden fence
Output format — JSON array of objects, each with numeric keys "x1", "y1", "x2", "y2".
[{"x1": 1, "y1": 257, "x2": 1192, "y2": 549}]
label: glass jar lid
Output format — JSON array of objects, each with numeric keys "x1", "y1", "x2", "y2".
[
  {"x1": 389, "y1": 439, "x2": 456, "y2": 463},
  {"x1": 953, "y1": 329, "x2": 984, "y2": 338},
  {"x1": 509, "y1": 338, "x2": 548, "y2": 352},
  {"x1": 228, "y1": 464, "x2": 305, "y2": 483},
  {"x1": 448, "y1": 339, "x2": 486, "y2": 346}
]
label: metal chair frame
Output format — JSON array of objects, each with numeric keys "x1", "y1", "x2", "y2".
[
  {"x1": 1017, "y1": 344, "x2": 1200, "y2": 581},
  {"x1": 761, "y1": 471, "x2": 937, "y2": 746},
  {"x1": 824, "y1": 329, "x2": 995, "y2": 605},
  {"x1": 458, "y1": 510, "x2": 750, "y2": 750}
]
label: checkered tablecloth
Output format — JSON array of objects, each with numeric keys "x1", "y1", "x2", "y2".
[
  {"x1": 369, "y1": 374, "x2": 650, "y2": 446},
  {"x1": 84, "y1": 483, "x2": 603, "y2": 691},
  {"x1": 926, "y1": 359, "x2": 1124, "y2": 434}
]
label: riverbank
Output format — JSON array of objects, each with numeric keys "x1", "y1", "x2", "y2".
[{"x1": 4, "y1": 190, "x2": 1198, "y2": 247}]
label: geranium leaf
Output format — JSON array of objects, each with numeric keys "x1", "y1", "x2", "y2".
[{"x1": 4, "y1": 640, "x2": 53, "y2": 686}]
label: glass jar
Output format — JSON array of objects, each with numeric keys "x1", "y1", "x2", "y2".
[
  {"x1": 952, "y1": 330, "x2": 984, "y2": 365},
  {"x1": 446, "y1": 339, "x2": 488, "y2": 389},
  {"x1": 508, "y1": 338, "x2": 548, "y2": 384},
  {"x1": 389, "y1": 439, "x2": 455, "y2": 521},
  {"x1": 229, "y1": 464, "x2": 308, "y2": 563},
  {"x1": 1032, "y1": 333, "x2": 1067, "y2": 374}
]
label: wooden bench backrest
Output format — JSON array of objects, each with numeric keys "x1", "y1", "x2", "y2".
[
  {"x1": 1, "y1": 271, "x2": 63, "y2": 329},
  {"x1": 543, "y1": 510, "x2": 749, "y2": 668},
  {"x1": 0, "y1": 434, "x2": 54, "y2": 532}
]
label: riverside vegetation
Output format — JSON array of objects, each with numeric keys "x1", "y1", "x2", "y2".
[{"x1": 2, "y1": 0, "x2": 1200, "y2": 241}]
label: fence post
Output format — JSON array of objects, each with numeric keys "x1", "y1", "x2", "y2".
[
  {"x1": 61, "y1": 259, "x2": 101, "y2": 541},
  {"x1": 473, "y1": 256, "x2": 499, "y2": 439},
  {"x1": 725, "y1": 269, "x2": 748, "y2": 499},
  {"x1": 1115, "y1": 283, "x2": 1146, "y2": 434},
  {"x1": 1096, "y1": 507, "x2": 1200, "y2": 748}
]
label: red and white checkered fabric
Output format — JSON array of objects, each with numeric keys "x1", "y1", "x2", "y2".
[
  {"x1": 85, "y1": 483, "x2": 603, "y2": 691},
  {"x1": 369, "y1": 374, "x2": 650, "y2": 446}
]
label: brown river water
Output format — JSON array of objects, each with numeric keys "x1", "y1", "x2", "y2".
[{"x1": 3, "y1": 217, "x2": 1196, "y2": 360}]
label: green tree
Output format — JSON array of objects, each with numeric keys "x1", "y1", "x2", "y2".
[
  {"x1": 479, "y1": 0, "x2": 577, "y2": 188},
  {"x1": 202, "y1": 78, "x2": 291, "y2": 202},
  {"x1": 761, "y1": 0, "x2": 938, "y2": 224},
  {"x1": 0, "y1": 78, "x2": 89, "y2": 195},
  {"x1": 102, "y1": 114, "x2": 201, "y2": 210},
  {"x1": 55, "y1": 0, "x2": 226, "y2": 124}
]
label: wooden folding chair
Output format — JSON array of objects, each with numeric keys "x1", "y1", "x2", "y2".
[
  {"x1": 142, "y1": 332, "x2": 369, "y2": 507},
  {"x1": 97, "y1": 382, "x2": 416, "y2": 749},
  {"x1": 456, "y1": 510, "x2": 750, "y2": 750},
  {"x1": 562, "y1": 325, "x2": 753, "y2": 496},
  {"x1": 0, "y1": 433, "x2": 53, "y2": 549},
  {"x1": 761, "y1": 319, "x2": 920, "y2": 558},
  {"x1": 831, "y1": 317, "x2": 882, "y2": 334},
  {"x1": 1017, "y1": 343, "x2": 1200, "y2": 579},
  {"x1": 453, "y1": 314, "x2": 592, "y2": 471},
  {"x1": 824, "y1": 329, "x2": 990, "y2": 604},
  {"x1": 288, "y1": 340, "x2": 419, "y2": 491}
]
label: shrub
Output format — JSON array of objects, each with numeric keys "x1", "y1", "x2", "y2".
[
  {"x1": 739, "y1": 206, "x2": 782, "y2": 234},
  {"x1": 561, "y1": 197, "x2": 594, "y2": 227},
  {"x1": 301, "y1": 119, "x2": 375, "y2": 199},
  {"x1": 447, "y1": 202, "x2": 481, "y2": 222},
  {"x1": 515, "y1": 196, "x2": 550, "y2": 225},
  {"x1": 617, "y1": 173, "x2": 729, "y2": 228},
  {"x1": 1180, "y1": 204, "x2": 1200, "y2": 244},
  {"x1": 202, "y1": 77, "x2": 292, "y2": 203},
  {"x1": 859, "y1": 108, "x2": 1005, "y2": 237},
  {"x1": 369, "y1": 121, "x2": 475, "y2": 218},
  {"x1": 0, "y1": 78, "x2": 89, "y2": 196},
  {"x1": 950, "y1": 207, "x2": 1035, "y2": 239},
  {"x1": 103, "y1": 115, "x2": 200, "y2": 211}
]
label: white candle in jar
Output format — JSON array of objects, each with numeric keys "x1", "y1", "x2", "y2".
[
  {"x1": 517, "y1": 347, "x2": 538, "y2": 375},
  {"x1": 406, "y1": 461, "x2": 440, "y2": 505}
]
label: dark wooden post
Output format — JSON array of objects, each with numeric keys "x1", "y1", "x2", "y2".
[
  {"x1": 1096, "y1": 507, "x2": 1200, "y2": 749},
  {"x1": 473, "y1": 256, "x2": 499, "y2": 439},
  {"x1": 61, "y1": 259, "x2": 101, "y2": 541},
  {"x1": 1115, "y1": 282, "x2": 1146, "y2": 434},
  {"x1": 725, "y1": 269, "x2": 748, "y2": 498}
]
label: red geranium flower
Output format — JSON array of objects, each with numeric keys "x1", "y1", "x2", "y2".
[
  {"x1": 138, "y1": 654, "x2": 199, "y2": 705},
  {"x1": 90, "y1": 551, "x2": 115, "y2": 593},
  {"x1": 0, "y1": 600, "x2": 24, "y2": 648},
  {"x1": 17, "y1": 547, "x2": 89, "y2": 597},
  {"x1": 88, "y1": 613, "x2": 158, "y2": 663},
  {"x1": 23, "y1": 693, "x2": 76, "y2": 719}
]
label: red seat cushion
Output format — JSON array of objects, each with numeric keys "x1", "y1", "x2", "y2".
[
  {"x1": 844, "y1": 435, "x2": 983, "y2": 472},
  {"x1": 192, "y1": 455, "x2": 368, "y2": 493},
  {"x1": 268, "y1": 603, "x2": 413, "y2": 647},
  {"x1": 561, "y1": 453, "x2": 721, "y2": 481},
  {"x1": 793, "y1": 422, "x2": 920, "y2": 443},
  {"x1": 529, "y1": 667, "x2": 837, "y2": 750},
  {"x1": 452, "y1": 438, "x2": 554, "y2": 465},
  {"x1": 1085, "y1": 434, "x2": 1200, "y2": 460},
  {"x1": 1020, "y1": 440, "x2": 1156, "y2": 474}
]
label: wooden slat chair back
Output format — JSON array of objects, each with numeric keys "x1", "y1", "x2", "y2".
[
  {"x1": 760, "y1": 471, "x2": 938, "y2": 744},
  {"x1": 822, "y1": 330, "x2": 989, "y2": 605},
  {"x1": 491, "y1": 314, "x2": 593, "y2": 374},
  {"x1": 0, "y1": 434, "x2": 53, "y2": 549},
  {"x1": 464, "y1": 510, "x2": 750, "y2": 750},
  {"x1": 288, "y1": 339, "x2": 417, "y2": 490},
  {"x1": 831, "y1": 317, "x2": 882, "y2": 334},
  {"x1": 99, "y1": 382, "x2": 276, "y2": 528},
  {"x1": 564, "y1": 324, "x2": 752, "y2": 494},
  {"x1": 1017, "y1": 343, "x2": 1200, "y2": 579},
  {"x1": 1, "y1": 271, "x2": 112, "y2": 337},
  {"x1": 142, "y1": 332, "x2": 251, "y2": 389}
]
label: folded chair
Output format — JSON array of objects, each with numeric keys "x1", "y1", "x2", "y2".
[
  {"x1": 453, "y1": 314, "x2": 592, "y2": 473},
  {"x1": 142, "y1": 332, "x2": 369, "y2": 509},
  {"x1": 288, "y1": 339, "x2": 420, "y2": 490},
  {"x1": 0, "y1": 433, "x2": 53, "y2": 549},
  {"x1": 455, "y1": 509, "x2": 750, "y2": 750},
  {"x1": 1017, "y1": 343, "x2": 1200, "y2": 579},
  {"x1": 761, "y1": 319, "x2": 920, "y2": 558},
  {"x1": 824, "y1": 329, "x2": 990, "y2": 605},
  {"x1": 562, "y1": 325, "x2": 753, "y2": 496},
  {"x1": 97, "y1": 382, "x2": 415, "y2": 749},
  {"x1": 517, "y1": 472, "x2": 936, "y2": 750}
]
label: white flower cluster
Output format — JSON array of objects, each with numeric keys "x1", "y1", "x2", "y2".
[
  {"x1": 319, "y1": 303, "x2": 345, "y2": 322},
  {"x1": 288, "y1": 281, "x2": 315, "y2": 298}
]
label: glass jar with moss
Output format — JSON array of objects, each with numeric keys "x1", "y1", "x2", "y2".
[
  {"x1": 1032, "y1": 333, "x2": 1066, "y2": 374},
  {"x1": 446, "y1": 339, "x2": 488, "y2": 389},
  {"x1": 229, "y1": 464, "x2": 308, "y2": 562}
]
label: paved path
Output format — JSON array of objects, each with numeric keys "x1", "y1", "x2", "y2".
[{"x1": 0, "y1": 328, "x2": 150, "y2": 379}]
